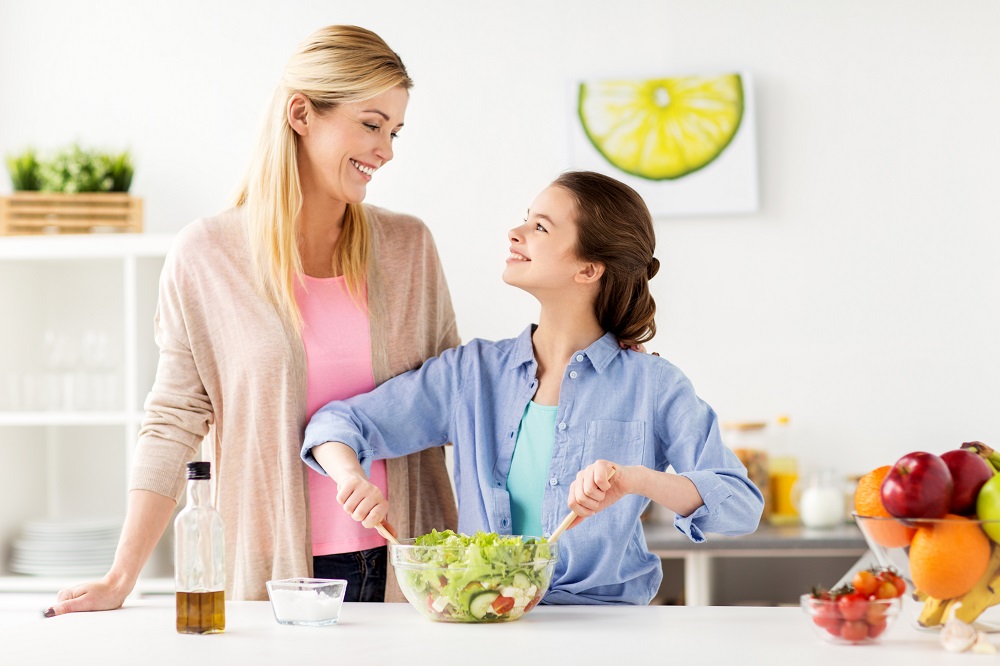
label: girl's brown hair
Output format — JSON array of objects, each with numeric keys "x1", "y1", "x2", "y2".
[{"x1": 553, "y1": 171, "x2": 659, "y2": 345}]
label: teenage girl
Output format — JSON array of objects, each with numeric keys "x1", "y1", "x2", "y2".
[{"x1": 302, "y1": 171, "x2": 763, "y2": 604}]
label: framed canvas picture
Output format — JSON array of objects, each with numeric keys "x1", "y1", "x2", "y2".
[{"x1": 570, "y1": 72, "x2": 758, "y2": 217}]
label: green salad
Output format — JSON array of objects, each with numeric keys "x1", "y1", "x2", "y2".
[{"x1": 395, "y1": 530, "x2": 557, "y2": 622}]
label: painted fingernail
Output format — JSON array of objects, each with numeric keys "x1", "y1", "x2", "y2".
[{"x1": 43, "y1": 608, "x2": 55, "y2": 618}]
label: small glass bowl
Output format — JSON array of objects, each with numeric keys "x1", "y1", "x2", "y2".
[
  {"x1": 265, "y1": 578, "x2": 347, "y2": 626},
  {"x1": 801, "y1": 593, "x2": 901, "y2": 645}
]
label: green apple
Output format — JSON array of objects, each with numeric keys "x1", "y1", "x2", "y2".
[{"x1": 976, "y1": 474, "x2": 1000, "y2": 543}]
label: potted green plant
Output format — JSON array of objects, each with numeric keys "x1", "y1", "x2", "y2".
[
  {"x1": 106, "y1": 151, "x2": 134, "y2": 193},
  {"x1": 5, "y1": 148, "x2": 41, "y2": 191},
  {"x1": 2, "y1": 145, "x2": 141, "y2": 235}
]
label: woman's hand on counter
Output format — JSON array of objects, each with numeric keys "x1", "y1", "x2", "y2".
[
  {"x1": 45, "y1": 489, "x2": 176, "y2": 617},
  {"x1": 46, "y1": 574, "x2": 130, "y2": 617}
]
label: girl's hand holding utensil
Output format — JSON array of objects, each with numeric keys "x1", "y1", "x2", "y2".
[{"x1": 549, "y1": 464, "x2": 619, "y2": 542}]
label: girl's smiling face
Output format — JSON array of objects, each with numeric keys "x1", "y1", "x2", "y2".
[
  {"x1": 292, "y1": 85, "x2": 408, "y2": 206},
  {"x1": 503, "y1": 185, "x2": 598, "y2": 297}
]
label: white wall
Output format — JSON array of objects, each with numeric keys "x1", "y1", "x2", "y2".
[{"x1": 2, "y1": 0, "x2": 998, "y2": 479}]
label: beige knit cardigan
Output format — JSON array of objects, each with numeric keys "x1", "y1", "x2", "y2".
[{"x1": 130, "y1": 205, "x2": 460, "y2": 601}]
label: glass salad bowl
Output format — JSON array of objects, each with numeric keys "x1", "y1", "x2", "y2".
[
  {"x1": 389, "y1": 530, "x2": 558, "y2": 623},
  {"x1": 854, "y1": 514, "x2": 1000, "y2": 631}
]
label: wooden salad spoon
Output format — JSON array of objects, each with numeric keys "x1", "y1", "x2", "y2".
[{"x1": 374, "y1": 521, "x2": 400, "y2": 546}]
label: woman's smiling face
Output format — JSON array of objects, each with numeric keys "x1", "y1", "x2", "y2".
[{"x1": 293, "y1": 85, "x2": 408, "y2": 206}]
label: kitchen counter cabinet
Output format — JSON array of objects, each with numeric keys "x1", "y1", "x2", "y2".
[
  {"x1": 0, "y1": 234, "x2": 175, "y2": 590},
  {"x1": 0, "y1": 598, "x2": 967, "y2": 664},
  {"x1": 643, "y1": 521, "x2": 868, "y2": 606}
]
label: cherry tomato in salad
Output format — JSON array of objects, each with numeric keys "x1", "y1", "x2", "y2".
[{"x1": 491, "y1": 595, "x2": 515, "y2": 616}]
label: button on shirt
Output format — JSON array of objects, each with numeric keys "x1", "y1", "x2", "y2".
[{"x1": 303, "y1": 325, "x2": 764, "y2": 605}]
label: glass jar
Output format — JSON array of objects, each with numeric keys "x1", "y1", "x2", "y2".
[
  {"x1": 768, "y1": 415, "x2": 800, "y2": 526},
  {"x1": 795, "y1": 469, "x2": 845, "y2": 529},
  {"x1": 724, "y1": 422, "x2": 771, "y2": 522}
]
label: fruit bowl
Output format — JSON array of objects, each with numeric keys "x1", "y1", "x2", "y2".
[
  {"x1": 389, "y1": 531, "x2": 558, "y2": 623},
  {"x1": 854, "y1": 514, "x2": 1000, "y2": 631},
  {"x1": 801, "y1": 593, "x2": 901, "y2": 645}
]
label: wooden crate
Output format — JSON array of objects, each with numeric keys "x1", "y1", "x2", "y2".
[{"x1": 0, "y1": 192, "x2": 143, "y2": 235}]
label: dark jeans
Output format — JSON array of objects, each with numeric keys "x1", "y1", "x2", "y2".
[{"x1": 313, "y1": 546, "x2": 387, "y2": 602}]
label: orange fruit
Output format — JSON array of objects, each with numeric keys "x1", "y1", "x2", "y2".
[
  {"x1": 854, "y1": 466, "x2": 916, "y2": 548},
  {"x1": 909, "y1": 514, "x2": 991, "y2": 600}
]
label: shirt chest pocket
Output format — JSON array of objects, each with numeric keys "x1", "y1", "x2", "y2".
[{"x1": 582, "y1": 420, "x2": 645, "y2": 468}]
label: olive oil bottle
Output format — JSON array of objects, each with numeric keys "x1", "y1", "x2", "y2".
[{"x1": 174, "y1": 461, "x2": 226, "y2": 634}]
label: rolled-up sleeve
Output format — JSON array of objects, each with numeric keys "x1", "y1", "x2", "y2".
[{"x1": 655, "y1": 365, "x2": 764, "y2": 542}]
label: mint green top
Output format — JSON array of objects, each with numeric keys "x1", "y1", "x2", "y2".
[{"x1": 506, "y1": 401, "x2": 558, "y2": 537}]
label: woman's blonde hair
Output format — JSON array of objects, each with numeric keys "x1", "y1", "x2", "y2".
[{"x1": 234, "y1": 25, "x2": 412, "y2": 328}]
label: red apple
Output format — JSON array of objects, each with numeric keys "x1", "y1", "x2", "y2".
[
  {"x1": 880, "y1": 451, "x2": 953, "y2": 519},
  {"x1": 941, "y1": 449, "x2": 994, "y2": 515}
]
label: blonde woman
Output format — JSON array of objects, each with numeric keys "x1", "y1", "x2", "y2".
[{"x1": 47, "y1": 25, "x2": 458, "y2": 615}]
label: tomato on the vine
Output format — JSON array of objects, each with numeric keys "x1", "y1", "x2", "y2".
[
  {"x1": 807, "y1": 579, "x2": 897, "y2": 643},
  {"x1": 840, "y1": 620, "x2": 869, "y2": 642},
  {"x1": 808, "y1": 600, "x2": 841, "y2": 632},
  {"x1": 867, "y1": 619, "x2": 888, "y2": 638},
  {"x1": 852, "y1": 570, "x2": 879, "y2": 597},
  {"x1": 865, "y1": 602, "x2": 888, "y2": 625},
  {"x1": 873, "y1": 579, "x2": 898, "y2": 600},
  {"x1": 880, "y1": 570, "x2": 906, "y2": 597},
  {"x1": 837, "y1": 592, "x2": 868, "y2": 621}
]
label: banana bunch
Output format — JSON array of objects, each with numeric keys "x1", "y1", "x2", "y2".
[
  {"x1": 917, "y1": 545, "x2": 1000, "y2": 627},
  {"x1": 964, "y1": 441, "x2": 1000, "y2": 474}
]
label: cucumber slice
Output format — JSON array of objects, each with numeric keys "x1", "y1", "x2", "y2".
[
  {"x1": 512, "y1": 573, "x2": 531, "y2": 590},
  {"x1": 469, "y1": 591, "x2": 500, "y2": 620}
]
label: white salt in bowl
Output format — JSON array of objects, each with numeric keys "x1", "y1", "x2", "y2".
[{"x1": 265, "y1": 578, "x2": 348, "y2": 626}]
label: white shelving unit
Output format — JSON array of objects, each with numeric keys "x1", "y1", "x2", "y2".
[{"x1": 0, "y1": 233, "x2": 175, "y2": 594}]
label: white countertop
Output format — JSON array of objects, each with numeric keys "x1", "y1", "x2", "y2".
[{"x1": 0, "y1": 597, "x2": 978, "y2": 664}]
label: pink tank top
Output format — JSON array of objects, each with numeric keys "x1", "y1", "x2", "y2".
[{"x1": 295, "y1": 275, "x2": 387, "y2": 556}]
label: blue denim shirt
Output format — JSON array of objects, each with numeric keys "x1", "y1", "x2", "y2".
[{"x1": 302, "y1": 325, "x2": 764, "y2": 605}]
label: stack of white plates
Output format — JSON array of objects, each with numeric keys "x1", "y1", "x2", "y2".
[{"x1": 9, "y1": 519, "x2": 119, "y2": 576}]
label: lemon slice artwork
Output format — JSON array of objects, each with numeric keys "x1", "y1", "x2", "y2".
[{"x1": 578, "y1": 74, "x2": 744, "y2": 181}]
